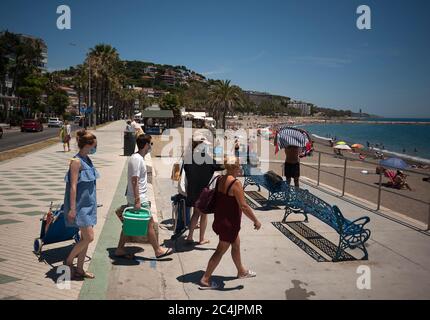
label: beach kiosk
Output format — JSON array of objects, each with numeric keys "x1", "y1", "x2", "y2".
[{"x1": 142, "y1": 109, "x2": 174, "y2": 135}]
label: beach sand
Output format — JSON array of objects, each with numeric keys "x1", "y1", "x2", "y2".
[
  {"x1": 267, "y1": 141, "x2": 429, "y2": 225},
  {"x1": 233, "y1": 117, "x2": 430, "y2": 226}
]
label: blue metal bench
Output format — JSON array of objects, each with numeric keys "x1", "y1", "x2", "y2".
[
  {"x1": 242, "y1": 164, "x2": 295, "y2": 206},
  {"x1": 283, "y1": 188, "x2": 371, "y2": 261}
]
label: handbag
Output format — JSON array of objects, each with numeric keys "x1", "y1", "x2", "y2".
[
  {"x1": 171, "y1": 162, "x2": 181, "y2": 181},
  {"x1": 178, "y1": 162, "x2": 187, "y2": 196},
  {"x1": 195, "y1": 175, "x2": 221, "y2": 214},
  {"x1": 171, "y1": 152, "x2": 184, "y2": 181}
]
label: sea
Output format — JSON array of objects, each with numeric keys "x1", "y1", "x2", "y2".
[{"x1": 299, "y1": 118, "x2": 430, "y2": 163}]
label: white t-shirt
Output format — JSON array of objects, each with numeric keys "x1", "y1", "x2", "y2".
[
  {"x1": 65, "y1": 124, "x2": 72, "y2": 135},
  {"x1": 126, "y1": 153, "x2": 148, "y2": 204},
  {"x1": 131, "y1": 121, "x2": 139, "y2": 131}
]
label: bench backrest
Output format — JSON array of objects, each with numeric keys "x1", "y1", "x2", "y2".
[{"x1": 300, "y1": 190, "x2": 344, "y2": 231}]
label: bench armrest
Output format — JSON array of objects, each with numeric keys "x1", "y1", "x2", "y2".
[
  {"x1": 349, "y1": 216, "x2": 370, "y2": 227},
  {"x1": 344, "y1": 216, "x2": 371, "y2": 238}
]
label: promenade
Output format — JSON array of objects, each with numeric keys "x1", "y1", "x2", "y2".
[{"x1": 1, "y1": 121, "x2": 429, "y2": 300}]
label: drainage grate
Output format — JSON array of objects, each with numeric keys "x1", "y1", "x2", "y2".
[
  {"x1": 272, "y1": 222, "x2": 328, "y2": 262},
  {"x1": 285, "y1": 221, "x2": 356, "y2": 262},
  {"x1": 245, "y1": 191, "x2": 280, "y2": 209}
]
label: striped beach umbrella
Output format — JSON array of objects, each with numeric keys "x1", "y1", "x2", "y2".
[
  {"x1": 276, "y1": 127, "x2": 310, "y2": 149},
  {"x1": 274, "y1": 126, "x2": 313, "y2": 156}
]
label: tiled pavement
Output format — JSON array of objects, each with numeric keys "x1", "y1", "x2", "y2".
[{"x1": 0, "y1": 121, "x2": 127, "y2": 300}]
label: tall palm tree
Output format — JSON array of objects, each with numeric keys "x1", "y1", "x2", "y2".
[
  {"x1": 86, "y1": 44, "x2": 122, "y2": 124},
  {"x1": 208, "y1": 80, "x2": 243, "y2": 129}
]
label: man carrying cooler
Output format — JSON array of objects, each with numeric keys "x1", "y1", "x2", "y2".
[{"x1": 115, "y1": 134, "x2": 173, "y2": 259}]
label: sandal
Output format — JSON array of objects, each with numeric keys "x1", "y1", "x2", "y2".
[
  {"x1": 199, "y1": 281, "x2": 219, "y2": 290},
  {"x1": 238, "y1": 270, "x2": 257, "y2": 279},
  {"x1": 197, "y1": 240, "x2": 210, "y2": 245},
  {"x1": 156, "y1": 248, "x2": 173, "y2": 259},
  {"x1": 75, "y1": 270, "x2": 95, "y2": 279}
]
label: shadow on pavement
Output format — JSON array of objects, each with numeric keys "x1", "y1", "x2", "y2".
[
  {"x1": 164, "y1": 237, "x2": 216, "y2": 253},
  {"x1": 177, "y1": 270, "x2": 244, "y2": 292},
  {"x1": 37, "y1": 244, "x2": 74, "y2": 266},
  {"x1": 107, "y1": 247, "x2": 142, "y2": 266}
]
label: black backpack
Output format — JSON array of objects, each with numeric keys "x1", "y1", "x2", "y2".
[{"x1": 264, "y1": 171, "x2": 283, "y2": 186}]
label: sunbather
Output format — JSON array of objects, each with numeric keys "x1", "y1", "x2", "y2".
[{"x1": 394, "y1": 170, "x2": 412, "y2": 191}]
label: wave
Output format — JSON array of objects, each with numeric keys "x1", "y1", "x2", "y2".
[{"x1": 311, "y1": 134, "x2": 333, "y2": 142}]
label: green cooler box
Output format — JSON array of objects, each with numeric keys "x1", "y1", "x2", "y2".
[{"x1": 123, "y1": 207, "x2": 151, "y2": 237}]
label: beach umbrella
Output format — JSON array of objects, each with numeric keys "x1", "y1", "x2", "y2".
[
  {"x1": 334, "y1": 144, "x2": 351, "y2": 150},
  {"x1": 336, "y1": 141, "x2": 347, "y2": 145},
  {"x1": 275, "y1": 126, "x2": 310, "y2": 149},
  {"x1": 274, "y1": 126, "x2": 313, "y2": 156},
  {"x1": 352, "y1": 144, "x2": 364, "y2": 149},
  {"x1": 380, "y1": 158, "x2": 409, "y2": 170}
]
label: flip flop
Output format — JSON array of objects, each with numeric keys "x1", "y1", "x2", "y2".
[
  {"x1": 238, "y1": 270, "x2": 257, "y2": 279},
  {"x1": 199, "y1": 281, "x2": 219, "y2": 290},
  {"x1": 75, "y1": 271, "x2": 95, "y2": 279},
  {"x1": 156, "y1": 248, "x2": 173, "y2": 259},
  {"x1": 197, "y1": 240, "x2": 210, "y2": 245}
]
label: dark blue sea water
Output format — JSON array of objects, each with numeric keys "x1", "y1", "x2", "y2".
[
  {"x1": 365, "y1": 118, "x2": 430, "y2": 123},
  {"x1": 300, "y1": 121, "x2": 430, "y2": 161}
]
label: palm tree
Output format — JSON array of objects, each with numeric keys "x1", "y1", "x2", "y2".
[
  {"x1": 208, "y1": 80, "x2": 243, "y2": 129},
  {"x1": 86, "y1": 44, "x2": 122, "y2": 124}
]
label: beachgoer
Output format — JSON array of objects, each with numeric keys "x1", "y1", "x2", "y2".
[
  {"x1": 64, "y1": 129, "x2": 99, "y2": 280},
  {"x1": 199, "y1": 156, "x2": 261, "y2": 290},
  {"x1": 234, "y1": 138, "x2": 240, "y2": 157},
  {"x1": 284, "y1": 146, "x2": 300, "y2": 187},
  {"x1": 62, "y1": 120, "x2": 72, "y2": 152},
  {"x1": 125, "y1": 120, "x2": 134, "y2": 132},
  {"x1": 394, "y1": 170, "x2": 412, "y2": 191},
  {"x1": 115, "y1": 134, "x2": 173, "y2": 259},
  {"x1": 131, "y1": 117, "x2": 144, "y2": 137},
  {"x1": 184, "y1": 134, "x2": 224, "y2": 245}
]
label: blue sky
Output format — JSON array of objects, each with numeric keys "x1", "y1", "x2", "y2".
[{"x1": 1, "y1": 0, "x2": 429, "y2": 117}]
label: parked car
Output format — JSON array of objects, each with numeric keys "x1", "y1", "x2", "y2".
[
  {"x1": 48, "y1": 118, "x2": 63, "y2": 128},
  {"x1": 21, "y1": 119, "x2": 44, "y2": 132}
]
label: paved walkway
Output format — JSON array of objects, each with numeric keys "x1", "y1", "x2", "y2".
[
  {"x1": 0, "y1": 121, "x2": 127, "y2": 300},
  {"x1": 1, "y1": 122, "x2": 430, "y2": 299}
]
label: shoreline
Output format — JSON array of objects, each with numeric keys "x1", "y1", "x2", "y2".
[{"x1": 232, "y1": 116, "x2": 430, "y2": 167}]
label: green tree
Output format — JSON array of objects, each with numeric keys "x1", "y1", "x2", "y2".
[
  {"x1": 161, "y1": 93, "x2": 181, "y2": 120},
  {"x1": 47, "y1": 89, "x2": 69, "y2": 116},
  {"x1": 208, "y1": 80, "x2": 243, "y2": 129},
  {"x1": 17, "y1": 74, "x2": 48, "y2": 116}
]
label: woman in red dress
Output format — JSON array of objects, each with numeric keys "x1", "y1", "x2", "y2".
[{"x1": 199, "y1": 156, "x2": 262, "y2": 290}]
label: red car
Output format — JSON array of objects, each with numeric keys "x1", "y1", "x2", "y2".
[{"x1": 21, "y1": 119, "x2": 44, "y2": 132}]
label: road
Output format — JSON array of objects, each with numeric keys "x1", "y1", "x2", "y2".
[{"x1": 0, "y1": 125, "x2": 78, "y2": 152}]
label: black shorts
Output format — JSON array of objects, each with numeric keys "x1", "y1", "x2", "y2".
[{"x1": 284, "y1": 163, "x2": 300, "y2": 179}]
